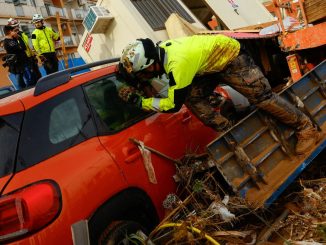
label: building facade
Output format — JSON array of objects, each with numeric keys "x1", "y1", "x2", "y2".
[
  {"x1": 77, "y1": 0, "x2": 274, "y2": 64},
  {"x1": 0, "y1": 0, "x2": 94, "y2": 87}
]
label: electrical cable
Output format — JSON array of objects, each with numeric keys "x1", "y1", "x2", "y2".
[{"x1": 157, "y1": 222, "x2": 220, "y2": 245}]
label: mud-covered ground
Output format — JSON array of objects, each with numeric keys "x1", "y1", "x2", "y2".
[{"x1": 147, "y1": 151, "x2": 326, "y2": 245}]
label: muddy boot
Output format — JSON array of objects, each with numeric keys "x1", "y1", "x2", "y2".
[
  {"x1": 256, "y1": 93, "x2": 322, "y2": 154},
  {"x1": 296, "y1": 124, "x2": 323, "y2": 154},
  {"x1": 211, "y1": 113, "x2": 232, "y2": 131}
]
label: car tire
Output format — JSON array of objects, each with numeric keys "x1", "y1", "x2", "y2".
[{"x1": 98, "y1": 220, "x2": 147, "y2": 245}]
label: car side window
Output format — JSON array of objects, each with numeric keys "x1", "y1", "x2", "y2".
[
  {"x1": 49, "y1": 98, "x2": 82, "y2": 144},
  {"x1": 0, "y1": 113, "x2": 23, "y2": 178},
  {"x1": 17, "y1": 86, "x2": 96, "y2": 171},
  {"x1": 84, "y1": 75, "x2": 151, "y2": 133}
]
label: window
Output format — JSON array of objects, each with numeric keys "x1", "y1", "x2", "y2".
[
  {"x1": 84, "y1": 75, "x2": 151, "y2": 133},
  {"x1": 0, "y1": 26, "x2": 4, "y2": 37},
  {"x1": 0, "y1": 113, "x2": 23, "y2": 178},
  {"x1": 49, "y1": 99, "x2": 82, "y2": 144},
  {"x1": 131, "y1": 0, "x2": 194, "y2": 30},
  {"x1": 30, "y1": 0, "x2": 36, "y2": 7},
  {"x1": 15, "y1": 5, "x2": 25, "y2": 16},
  {"x1": 17, "y1": 87, "x2": 96, "y2": 170}
]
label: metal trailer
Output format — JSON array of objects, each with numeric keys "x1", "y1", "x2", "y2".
[{"x1": 206, "y1": 59, "x2": 326, "y2": 208}]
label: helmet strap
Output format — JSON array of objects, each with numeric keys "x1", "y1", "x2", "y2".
[
  {"x1": 157, "y1": 47, "x2": 165, "y2": 74},
  {"x1": 139, "y1": 61, "x2": 164, "y2": 78},
  {"x1": 138, "y1": 38, "x2": 158, "y2": 64}
]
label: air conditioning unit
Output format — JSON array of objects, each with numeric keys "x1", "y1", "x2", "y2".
[
  {"x1": 76, "y1": 13, "x2": 82, "y2": 19},
  {"x1": 82, "y1": 6, "x2": 113, "y2": 34}
]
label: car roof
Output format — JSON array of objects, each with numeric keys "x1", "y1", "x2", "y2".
[{"x1": 0, "y1": 58, "x2": 119, "y2": 116}]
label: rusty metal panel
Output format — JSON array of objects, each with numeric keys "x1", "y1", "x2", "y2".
[
  {"x1": 207, "y1": 60, "x2": 326, "y2": 208},
  {"x1": 290, "y1": 61, "x2": 326, "y2": 126},
  {"x1": 279, "y1": 22, "x2": 326, "y2": 51},
  {"x1": 207, "y1": 111, "x2": 284, "y2": 194},
  {"x1": 314, "y1": 61, "x2": 326, "y2": 80}
]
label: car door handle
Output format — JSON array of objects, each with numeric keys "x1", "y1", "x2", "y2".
[
  {"x1": 125, "y1": 152, "x2": 142, "y2": 163},
  {"x1": 125, "y1": 146, "x2": 142, "y2": 163},
  {"x1": 182, "y1": 112, "x2": 192, "y2": 123}
]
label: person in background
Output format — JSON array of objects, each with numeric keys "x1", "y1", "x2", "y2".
[
  {"x1": 31, "y1": 14, "x2": 60, "y2": 75},
  {"x1": 7, "y1": 18, "x2": 41, "y2": 85},
  {"x1": 118, "y1": 36, "x2": 323, "y2": 155},
  {"x1": 2, "y1": 25, "x2": 29, "y2": 90}
]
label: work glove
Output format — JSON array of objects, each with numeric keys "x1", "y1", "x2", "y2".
[{"x1": 118, "y1": 86, "x2": 142, "y2": 108}]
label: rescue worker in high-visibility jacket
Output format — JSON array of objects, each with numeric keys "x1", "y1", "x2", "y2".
[
  {"x1": 119, "y1": 35, "x2": 322, "y2": 155},
  {"x1": 31, "y1": 14, "x2": 60, "y2": 75},
  {"x1": 7, "y1": 18, "x2": 41, "y2": 84}
]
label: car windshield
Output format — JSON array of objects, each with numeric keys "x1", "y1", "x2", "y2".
[{"x1": 0, "y1": 113, "x2": 23, "y2": 178}]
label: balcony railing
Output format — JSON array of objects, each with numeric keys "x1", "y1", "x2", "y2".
[
  {"x1": 63, "y1": 36, "x2": 75, "y2": 46},
  {"x1": 55, "y1": 36, "x2": 76, "y2": 48},
  {"x1": 71, "y1": 8, "x2": 88, "y2": 20}
]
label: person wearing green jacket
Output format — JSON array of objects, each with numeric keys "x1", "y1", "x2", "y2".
[
  {"x1": 31, "y1": 14, "x2": 60, "y2": 75},
  {"x1": 118, "y1": 35, "x2": 322, "y2": 155},
  {"x1": 7, "y1": 18, "x2": 41, "y2": 84}
]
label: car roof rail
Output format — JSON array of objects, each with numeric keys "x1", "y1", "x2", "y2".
[{"x1": 34, "y1": 57, "x2": 120, "y2": 96}]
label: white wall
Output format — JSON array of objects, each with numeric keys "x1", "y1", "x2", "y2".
[
  {"x1": 206, "y1": 0, "x2": 275, "y2": 30},
  {"x1": 78, "y1": 0, "x2": 204, "y2": 63},
  {"x1": 22, "y1": 5, "x2": 38, "y2": 17},
  {"x1": 0, "y1": 3, "x2": 17, "y2": 17}
]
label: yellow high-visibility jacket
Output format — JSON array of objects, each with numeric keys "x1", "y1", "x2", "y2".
[
  {"x1": 32, "y1": 27, "x2": 59, "y2": 55},
  {"x1": 141, "y1": 35, "x2": 240, "y2": 112}
]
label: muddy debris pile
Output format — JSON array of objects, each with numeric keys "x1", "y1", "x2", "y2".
[{"x1": 146, "y1": 155, "x2": 326, "y2": 245}]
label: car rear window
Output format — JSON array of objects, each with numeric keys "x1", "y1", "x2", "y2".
[{"x1": 0, "y1": 113, "x2": 23, "y2": 177}]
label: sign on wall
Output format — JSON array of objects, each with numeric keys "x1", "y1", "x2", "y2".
[{"x1": 83, "y1": 33, "x2": 93, "y2": 53}]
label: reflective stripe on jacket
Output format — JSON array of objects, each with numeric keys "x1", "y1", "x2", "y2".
[
  {"x1": 141, "y1": 34, "x2": 240, "y2": 112},
  {"x1": 32, "y1": 27, "x2": 59, "y2": 54}
]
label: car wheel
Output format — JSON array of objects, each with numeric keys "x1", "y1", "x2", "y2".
[{"x1": 98, "y1": 220, "x2": 147, "y2": 245}]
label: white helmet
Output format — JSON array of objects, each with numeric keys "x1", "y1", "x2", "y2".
[
  {"x1": 7, "y1": 18, "x2": 20, "y2": 27},
  {"x1": 120, "y1": 40, "x2": 155, "y2": 74},
  {"x1": 32, "y1": 14, "x2": 44, "y2": 23}
]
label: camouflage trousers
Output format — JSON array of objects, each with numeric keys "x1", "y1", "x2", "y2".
[{"x1": 186, "y1": 51, "x2": 312, "y2": 131}]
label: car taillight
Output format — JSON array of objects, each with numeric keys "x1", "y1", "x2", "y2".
[{"x1": 0, "y1": 180, "x2": 61, "y2": 242}]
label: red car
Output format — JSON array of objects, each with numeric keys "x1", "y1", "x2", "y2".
[{"x1": 0, "y1": 58, "x2": 216, "y2": 244}]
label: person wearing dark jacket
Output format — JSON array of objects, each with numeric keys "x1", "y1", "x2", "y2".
[
  {"x1": 3, "y1": 25, "x2": 29, "y2": 90},
  {"x1": 8, "y1": 18, "x2": 41, "y2": 84}
]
